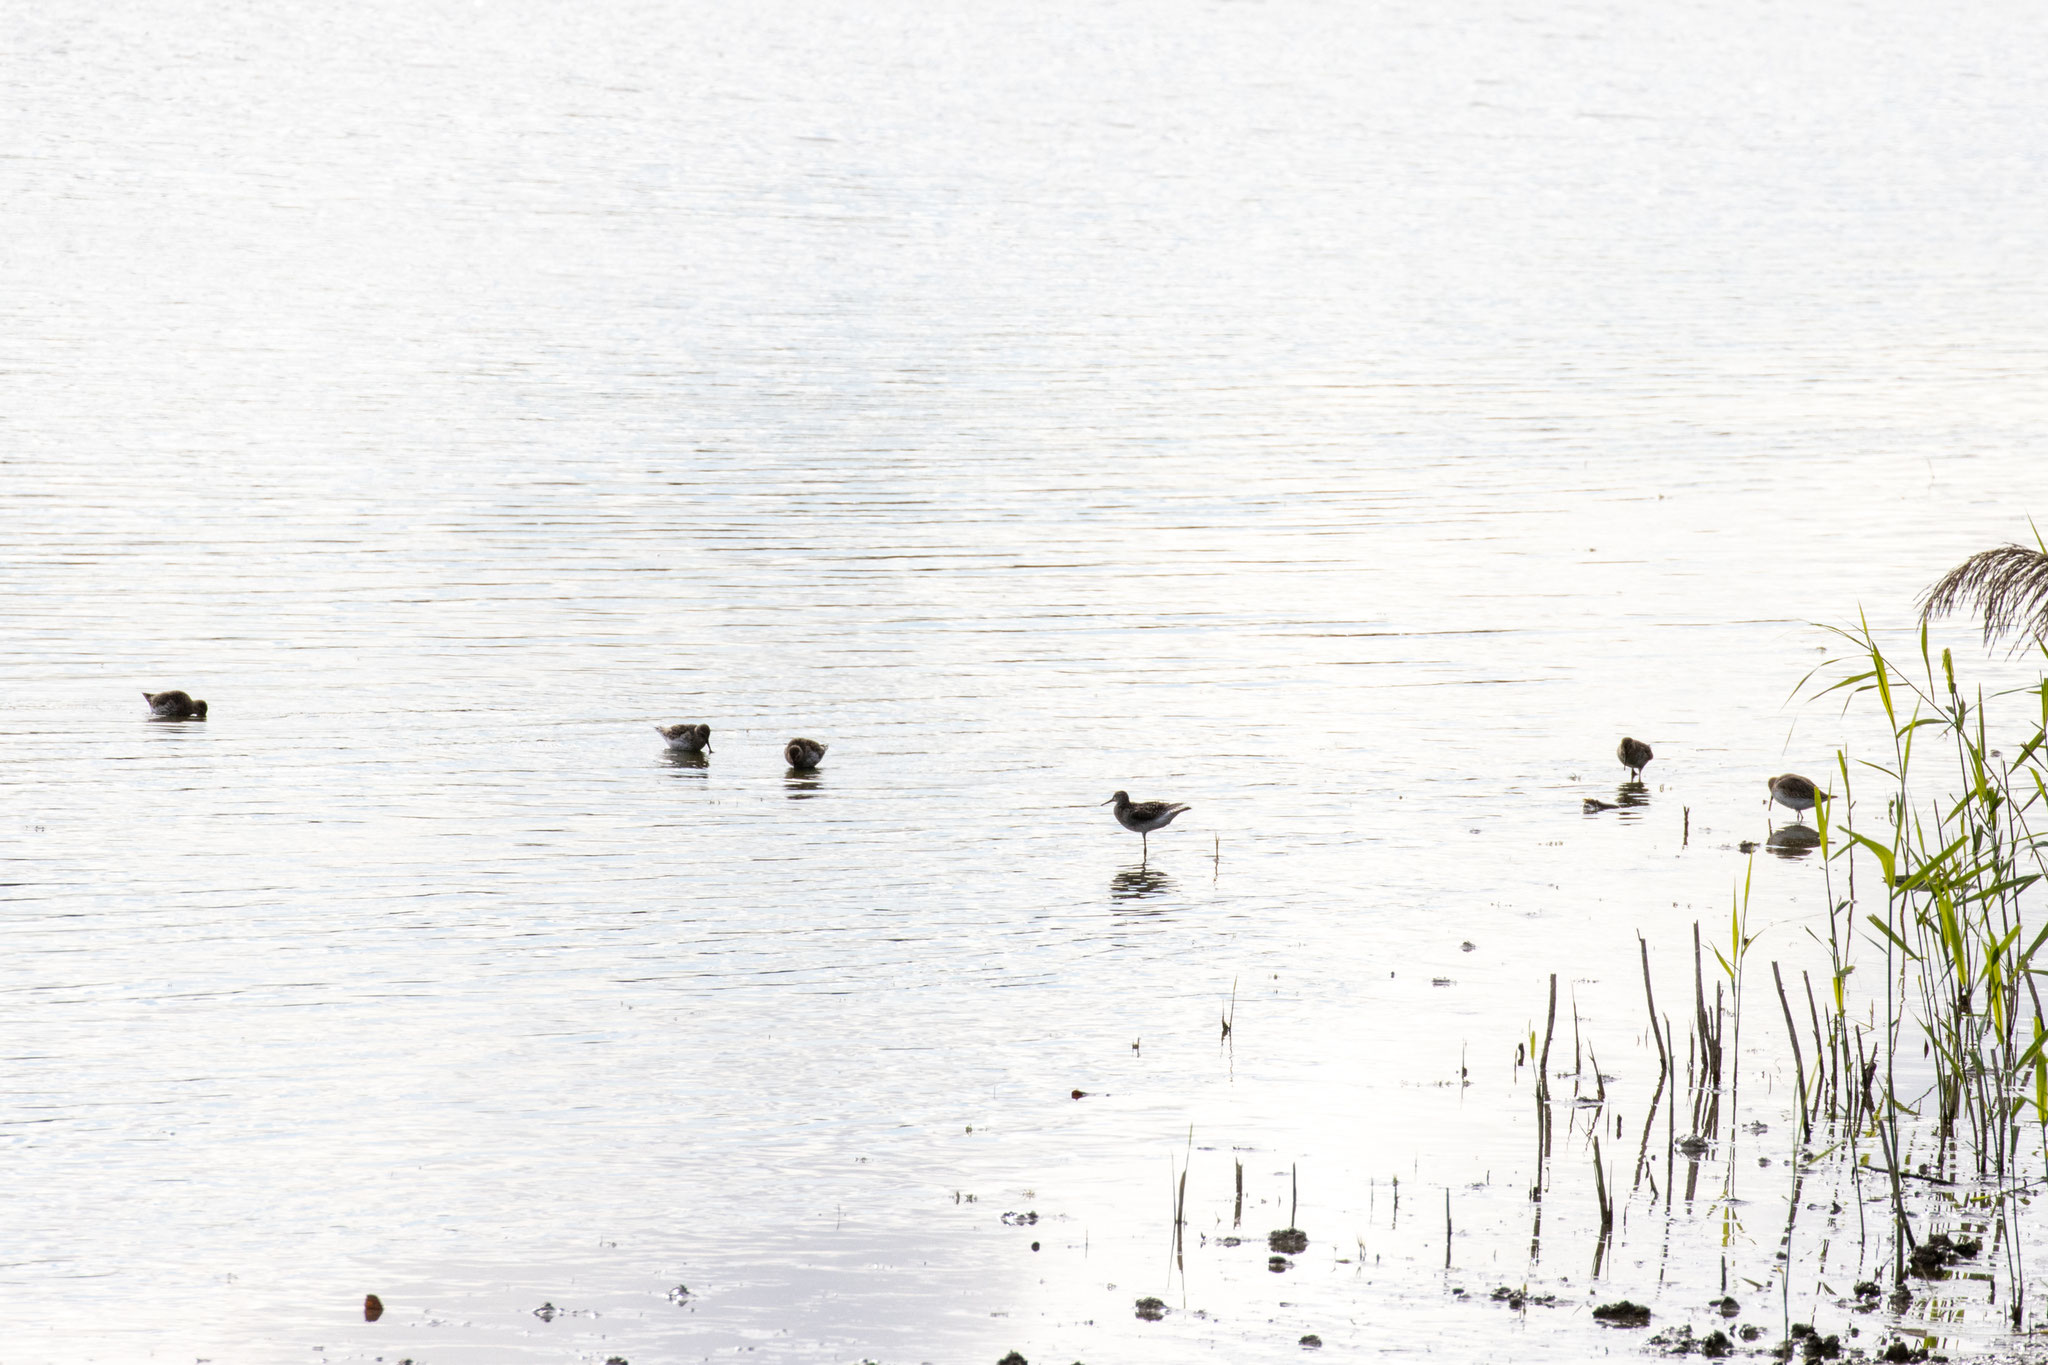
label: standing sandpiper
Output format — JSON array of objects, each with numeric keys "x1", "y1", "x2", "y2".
[
  {"x1": 1766, "y1": 774, "x2": 1827, "y2": 823},
  {"x1": 1617, "y1": 737, "x2": 1652, "y2": 780},
  {"x1": 1103, "y1": 790, "x2": 1191, "y2": 861}
]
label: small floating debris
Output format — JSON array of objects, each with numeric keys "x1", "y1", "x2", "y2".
[
  {"x1": 1299, "y1": 1334, "x2": 1323, "y2": 1349},
  {"x1": 1676, "y1": 1134, "x2": 1710, "y2": 1157},
  {"x1": 1070, "y1": 1089, "x2": 1089, "y2": 1100},
  {"x1": 534, "y1": 1302, "x2": 560, "y2": 1322},
  {"x1": 1709, "y1": 1295, "x2": 1739, "y2": 1316},
  {"x1": 666, "y1": 1283, "x2": 692, "y2": 1304},
  {"x1": 1268, "y1": 1228, "x2": 1308, "y2": 1254},
  {"x1": 1431, "y1": 977, "x2": 1454, "y2": 987},
  {"x1": 1460, "y1": 940, "x2": 1475, "y2": 952},
  {"x1": 1583, "y1": 798, "x2": 1616, "y2": 813},
  {"x1": 1487, "y1": 1286, "x2": 1557, "y2": 1309},
  {"x1": 1592, "y1": 1300, "x2": 1651, "y2": 1327},
  {"x1": 1134, "y1": 1296, "x2": 1167, "y2": 1321},
  {"x1": 1876, "y1": 1340, "x2": 1931, "y2": 1362},
  {"x1": 1000, "y1": 1211, "x2": 1038, "y2": 1226},
  {"x1": 1268, "y1": 1255, "x2": 1291, "y2": 1273},
  {"x1": 363, "y1": 1294, "x2": 384, "y2": 1322}
]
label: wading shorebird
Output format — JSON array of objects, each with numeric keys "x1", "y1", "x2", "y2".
[
  {"x1": 655, "y1": 722, "x2": 711, "y2": 754},
  {"x1": 1617, "y1": 736, "x2": 1653, "y2": 780},
  {"x1": 1766, "y1": 773, "x2": 1827, "y2": 823},
  {"x1": 1103, "y1": 790, "x2": 1191, "y2": 861},
  {"x1": 784, "y1": 737, "x2": 827, "y2": 771},
  {"x1": 143, "y1": 690, "x2": 207, "y2": 720}
]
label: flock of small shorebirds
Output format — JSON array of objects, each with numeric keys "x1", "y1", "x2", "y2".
[
  {"x1": 1611, "y1": 735, "x2": 1828, "y2": 824},
  {"x1": 141, "y1": 690, "x2": 1197, "y2": 856},
  {"x1": 142, "y1": 694, "x2": 1820, "y2": 851}
]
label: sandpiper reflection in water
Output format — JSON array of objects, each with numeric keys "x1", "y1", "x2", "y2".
[
  {"x1": 1766, "y1": 824, "x2": 1822, "y2": 859},
  {"x1": 1111, "y1": 864, "x2": 1175, "y2": 905},
  {"x1": 784, "y1": 771, "x2": 824, "y2": 800},
  {"x1": 663, "y1": 750, "x2": 709, "y2": 774}
]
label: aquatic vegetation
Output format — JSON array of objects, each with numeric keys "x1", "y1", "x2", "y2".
[
  {"x1": 1920, "y1": 539, "x2": 2048, "y2": 651},
  {"x1": 1511, "y1": 611, "x2": 2048, "y2": 1348}
]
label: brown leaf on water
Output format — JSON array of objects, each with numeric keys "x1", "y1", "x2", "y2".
[{"x1": 364, "y1": 1294, "x2": 384, "y2": 1322}]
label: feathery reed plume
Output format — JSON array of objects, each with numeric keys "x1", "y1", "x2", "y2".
[{"x1": 1918, "y1": 542, "x2": 2048, "y2": 648}]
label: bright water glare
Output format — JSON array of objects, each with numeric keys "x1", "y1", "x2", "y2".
[{"x1": 6, "y1": 1, "x2": 2048, "y2": 1360}]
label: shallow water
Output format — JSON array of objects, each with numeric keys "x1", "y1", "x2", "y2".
[{"x1": 7, "y1": 0, "x2": 2048, "y2": 1360}]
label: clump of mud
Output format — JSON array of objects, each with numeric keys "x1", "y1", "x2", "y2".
[
  {"x1": 1907, "y1": 1233, "x2": 1982, "y2": 1278},
  {"x1": 1648, "y1": 1324, "x2": 1733, "y2": 1357},
  {"x1": 1592, "y1": 1300, "x2": 1652, "y2": 1327},
  {"x1": 1487, "y1": 1286, "x2": 1557, "y2": 1309},
  {"x1": 1778, "y1": 1323, "x2": 1842, "y2": 1360},
  {"x1": 1268, "y1": 1228, "x2": 1308, "y2": 1254}
]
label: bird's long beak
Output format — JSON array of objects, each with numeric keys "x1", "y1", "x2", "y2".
[{"x1": 1101, "y1": 797, "x2": 1115, "y2": 805}]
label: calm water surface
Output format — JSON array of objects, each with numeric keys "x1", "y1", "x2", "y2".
[{"x1": 6, "y1": 1, "x2": 2048, "y2": 1360}]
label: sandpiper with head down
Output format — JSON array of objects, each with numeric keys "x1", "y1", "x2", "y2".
[
  {"x1": 784, "y1": 738, "x2": 827, "y2": 771},
  {"x1": 1767, "y1": 773, "x2": 1827, "y2": 823},
  {"x1": 655, "y1": 722, "x2": 711, "y2": 754},
  {"x1": 143, "y1": 690, "x2": 207, "y2": 720},
  {"x1": 1103, "y1": 790, "x2": 1191, "y2": 861},
  {"x1": 1617, "y1": 736, "x2": 1653, "y2": 780}
]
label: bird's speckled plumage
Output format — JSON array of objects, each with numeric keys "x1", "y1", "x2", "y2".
[
  {"x1": 1617, "y1": 736, "x2": 1653, "y2": 779},
  {"x1": 655, "y1": 722, "x2": 711, "y2": 753},
  {"x1": 785, "y1": 738, "x2": 827, "y2": 770},
  {"x1": 1103, "y1": 790, "x2": 1190, "y2": 858},
  {"x1": 143, "y1": 690, "x2": 207, "y2": 720},
  {"x1": 1767, "y1": 773, "x2": 1827, "y2": 821}
]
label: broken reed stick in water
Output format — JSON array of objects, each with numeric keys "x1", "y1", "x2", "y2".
[
  {"x1": 1801, "y1": 970, "x2": 1828, "y2": 1110},
  {"x1": 1639, "y1": 935, "x2": 1668, "y2": 1077},
  {"x1": 1538, "y1": 974, "x2": 1558, "y2": 1100},
  {"x1": 1536, "y1": 973, "x2": 1559, "y2": 1168},
  {"x1": 1593, "y1": 1134, "x2": 1613, "y2": 1230},
  {"x1": 1772, "y1": 960, "x2": 1810, "y2": 1140},
  {"x1": 1444, "y1": 1188, "x2": 1453, "y2": 1268}
]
